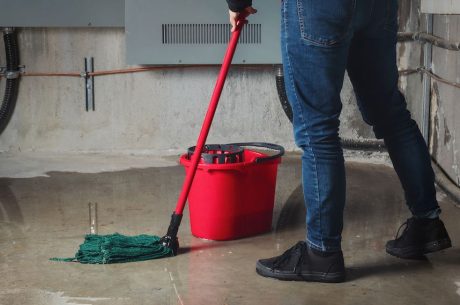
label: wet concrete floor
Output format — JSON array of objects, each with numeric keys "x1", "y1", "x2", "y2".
[{"x1": 0, "y1": 154, "x2": 459, "y2": 305}]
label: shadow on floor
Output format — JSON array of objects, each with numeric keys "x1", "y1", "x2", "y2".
[{"x1": 347, "y1": 257, "x2": 432, "y2": 281}]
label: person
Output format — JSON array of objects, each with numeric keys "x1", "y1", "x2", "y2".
[{"x1": 226, "y1": 0, "x2": 452, "y2": 283}]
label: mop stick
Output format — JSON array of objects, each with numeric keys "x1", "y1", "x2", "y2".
[{"x1": 51, "y1": 14, "x2": 249, "y2": 263}]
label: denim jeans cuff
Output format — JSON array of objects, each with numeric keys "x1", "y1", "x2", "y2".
[
  {"x1": 414, "y1": 207, "x2": 441, "y2": 219},
  {"x1": 306, "y1": 239, "x2": 342, "y2": 253}
]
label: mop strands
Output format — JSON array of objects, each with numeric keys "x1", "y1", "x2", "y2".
[
  {"x1": 50, "y1": 233, "x2": 173, "y2": 264},
  {"x1": 50, "y1": 213, "x2": 181, "y2": 264}
]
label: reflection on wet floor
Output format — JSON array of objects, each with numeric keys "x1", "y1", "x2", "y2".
[{"x1": 0, "y1": 155, "x2": 459, "y2": 305}]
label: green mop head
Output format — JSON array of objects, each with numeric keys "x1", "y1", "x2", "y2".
[{"x1": 50, "y1": 233, "x2": 173, "y2": 264}]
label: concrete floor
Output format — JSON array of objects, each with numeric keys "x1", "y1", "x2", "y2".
[{"x1": 0, "y1": 153, "x2": 459, "y2": 305}]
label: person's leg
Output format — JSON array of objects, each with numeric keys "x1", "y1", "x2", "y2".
[
  {"x1": 347, "y1": 0, "x2": 439, "y2": 219},
  {"x1": 346, "y1": 0, "x2": 451, "y2": 258},
  {"x1": 256, "y1": 0, "x2": 356, "y2": 282},
  {"x1": 282, "y1": 0, "x2": 356, "y2": 253}
]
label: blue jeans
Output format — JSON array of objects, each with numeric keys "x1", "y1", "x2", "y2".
[{"x1": 281, "y1": 0, "x2": 441, "y2": 252}]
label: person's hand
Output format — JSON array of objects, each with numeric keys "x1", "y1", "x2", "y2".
[{"x1": 229, "y1": 6, "x2": 257, "y2": 32}]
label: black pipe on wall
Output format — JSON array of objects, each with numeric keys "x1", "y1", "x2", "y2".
[{"x1": 0, "y1": 28, "x2": 20, "y2": 135}]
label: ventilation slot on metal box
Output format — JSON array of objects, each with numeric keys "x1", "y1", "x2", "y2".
[{"x1": 162, "y1": 23, "x2": 262, "y2": 45}]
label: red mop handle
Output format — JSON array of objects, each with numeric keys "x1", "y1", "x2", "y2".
[{"x1": 174, "y1": 14, "x2": 248, "y2": 215}]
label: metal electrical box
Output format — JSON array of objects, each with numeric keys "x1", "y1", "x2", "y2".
[
  {"x1": 421, "y1": 0, "x2": 460, "y2": 14},
  {"x1": 0, "y1": 0, "x2": 124, "y2": 27},
  {"x1": 125, "y1": 0, "x2": 281, "y2": 65}
]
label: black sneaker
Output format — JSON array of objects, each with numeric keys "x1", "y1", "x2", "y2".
[
  {"x1": 255, "y1": 241, "x2": 346, "y2": 283},
  {"x1": 386, "y1": 217, "x2": 452, "y2": 259}
]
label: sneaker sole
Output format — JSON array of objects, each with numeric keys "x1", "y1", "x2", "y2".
[
  {"x1": 386, "y1": 238, "x2": 452, "y2": 259},
  {"x1": 255, "y1": 261, "x2": 346, "y2": 283}
]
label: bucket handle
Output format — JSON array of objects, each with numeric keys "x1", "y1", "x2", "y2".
[{"x1": 228, "y1": 142, "x2": 285, "y2": 164}]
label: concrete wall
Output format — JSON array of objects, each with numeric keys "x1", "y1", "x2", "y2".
[
  {"x1": 0, "y1": 1, "x2": 423, "y2": 156},
  {"x1": 0, "y1": 28, "x2": 292, "y2": 154},
  {"x1": 430, "y1": 15, "x2": 460, "y2": 186},
  {"x1": 398, "y1": 0, "x2": 425, "y2": 128}
]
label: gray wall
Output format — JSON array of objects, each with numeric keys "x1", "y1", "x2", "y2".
[
  {"x1": 0, "y1": 28, "x2": 293, "y2": 154},
  {"x1": 430, "y1": 15, "x2": 460, "y2": 186},
  {"x1": 398, "y1": 1, "x2": 425, "y2": 129},
  {"x1": 0, "y1": 1, "x2": 427, "y2": 157}
]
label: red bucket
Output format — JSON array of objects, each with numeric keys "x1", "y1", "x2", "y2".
[{"x1": 180, "y1": 142, "x2": 284, "y2": 240}]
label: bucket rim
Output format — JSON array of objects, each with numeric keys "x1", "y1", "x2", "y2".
[{"x1": 179, "y1": 150, "x2": 281, "y2": 171}]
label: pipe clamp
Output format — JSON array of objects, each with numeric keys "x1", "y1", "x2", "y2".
[{"x1": 0, "y1": 66, "x2": 25, "y2": 79}]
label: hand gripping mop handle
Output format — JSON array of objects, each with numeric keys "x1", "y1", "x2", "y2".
[{"x1": 162, "y1": 13, "x2": 249, "y2": 254}]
